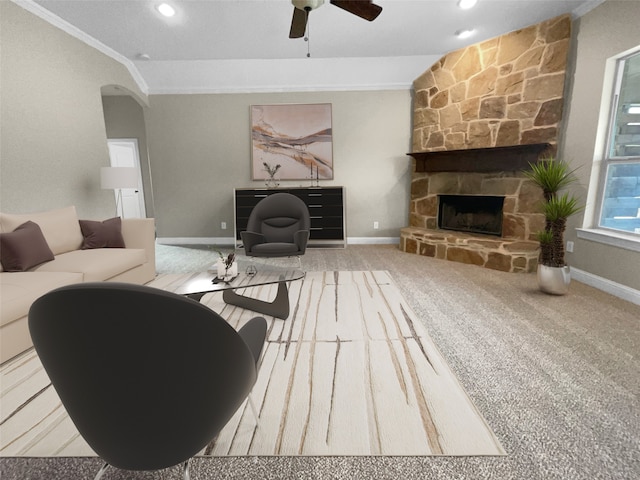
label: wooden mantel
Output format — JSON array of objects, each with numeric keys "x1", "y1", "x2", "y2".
[{"x1": 408, "y1": 143, "x2": 551, "y2": 173}]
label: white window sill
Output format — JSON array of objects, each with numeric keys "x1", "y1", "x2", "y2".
[{"x1": 576, "y1": 228, "x2": 640, "y2": 253}]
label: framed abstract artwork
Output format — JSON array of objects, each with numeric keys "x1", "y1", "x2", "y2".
[{"x1": 251, "y1": 103, "x2": 333, "y2": 182}]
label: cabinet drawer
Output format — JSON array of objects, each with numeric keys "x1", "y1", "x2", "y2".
[
  {"x1": 308, "y1": 204, "x2": 343, "y2": 216},
  {"x1": 235, "y1": 194, "x2": 269, "y2": 207},
  {"x1": 310, "y1": 228, "x2": 344, "y2": 239},
  {"x1": 310, "y1": 216, "x2": 344, "y2": 228}
]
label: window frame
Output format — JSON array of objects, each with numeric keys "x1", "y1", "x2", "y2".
[{"x1": 584, "y1": 49, "x2": 640, "y2": 248}]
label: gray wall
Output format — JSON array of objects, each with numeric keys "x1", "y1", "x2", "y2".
[
  {"x1": 0, "y1": 1, "x2": 146, "y2": 218},
  {"x1": 145, "y1": 91, "x2": 412, "y2": 241},
  {"x1": 560, "y1": 0, "x2": 640, "y2": 291}
]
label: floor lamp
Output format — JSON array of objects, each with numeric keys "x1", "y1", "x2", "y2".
[{"x1": 100, "y1": 167, "x2": 139, "y2": 218}]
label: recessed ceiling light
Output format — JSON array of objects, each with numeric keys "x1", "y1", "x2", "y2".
[
  {"x1": 157, "y1": 3, "x2": 175, "y2": 17},
  {"x1": 456, "y1": 29, "x2": 475, "y2": 39},
  {"x1": 457, "y1": 0, "x2": 478, "y2": 9}
]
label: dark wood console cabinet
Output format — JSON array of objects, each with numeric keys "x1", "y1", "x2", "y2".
[{"x1": 234, "y1": 187, "x2": 346, "y2": 248}]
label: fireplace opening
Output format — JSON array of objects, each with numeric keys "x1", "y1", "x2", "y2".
[{"x1": 438, "y1": 195, "x2": 505, "y2": 236}]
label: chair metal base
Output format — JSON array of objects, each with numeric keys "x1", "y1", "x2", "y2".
[
  {"x1": 94, "y1": 459, "x2": 191, "y2": 480},
  {"x1": 246, "y1": 255, "x2": 302, "y2": 269}
]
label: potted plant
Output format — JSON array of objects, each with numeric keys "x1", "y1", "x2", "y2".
[{"x1": 523, "y1": 158, "x2": 582, "y2": 295}]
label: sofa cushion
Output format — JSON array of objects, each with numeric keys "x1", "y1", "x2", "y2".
[
  {"x1": 0, "y1": 271, "x2": 84, "y2": 327},
  {"x1": 80, "y1": 217, "x2": 126, "y2": 249},
  {"x1": 33, "y1": 248, "x2": 147, "y2": 282},
  {"x1": 0, "y1": 206, "x2": 83, "y2": 256},
  {"x1": 0, "y1": 221, "x2": 55, "y2": 272}
]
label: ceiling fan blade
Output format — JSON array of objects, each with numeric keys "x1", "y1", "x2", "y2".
[
  {"x1": 289, "y1": 7, "x2": 308, "y2": 38},
  {"x1": 330, "y1": 0, "x2": 382, "y2": 21}
]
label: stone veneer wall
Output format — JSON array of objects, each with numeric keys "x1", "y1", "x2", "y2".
[
  {"x1": 412, "y1": 14, "x2": 571, "y2": 152},
  {"x1": 401, "y1": 15, "x2": 571, "y2": 273}
]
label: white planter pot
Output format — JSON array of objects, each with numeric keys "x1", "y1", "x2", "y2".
[
  {"x1": 537, "y1": 265, "x2": 571, "y2": 295},
  {"x1": 216, "y1": 260, "x2": 238, "y2": 280}
]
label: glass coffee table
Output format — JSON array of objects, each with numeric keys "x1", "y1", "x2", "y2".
[{"x1": 173, "y1": 268, "x2": 305, "y2": 320}]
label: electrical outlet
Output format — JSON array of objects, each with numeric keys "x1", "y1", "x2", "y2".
[
  {"x1": 566, "y1": 241, "x2": 574, "y2": 253},
  {"x1": 373, "y1": 221, "x2": 379, "y2": 229},
  {"x1": 221, "y1": 222, "x2": 227, "y2": 230}
]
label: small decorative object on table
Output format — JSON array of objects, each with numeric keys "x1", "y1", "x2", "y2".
[
  {"x1": 245, "y1": 264, "x2": 257, "y2": 276},
  {"x1": 263, "y1": 162, "x2": 281, "y2": 188},
  {"x1": 216, "y1": 252, "x2": 238, "y2": 281}
]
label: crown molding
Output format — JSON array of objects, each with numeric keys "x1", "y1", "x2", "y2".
[
  {"x1": 572, "y1": 0, "x2": 606, "y2": 18},
  {"x1": 146, "y1": 83, "x2": 413, "y2": 95},
  {"x1": 136, "y1": 56, "x2": 439, "y2": 95},
  {"x1": 12, "y1": 0, "x2": 149, "y2": 95}
]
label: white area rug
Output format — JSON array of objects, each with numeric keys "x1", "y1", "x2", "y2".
[{"x1": 0, "y1": 271, "x2": 504, "y2": 456}]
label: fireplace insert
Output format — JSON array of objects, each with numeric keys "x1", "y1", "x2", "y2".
[{"x1": 438, "y1": 195, "x2": 505, "y2": 236}]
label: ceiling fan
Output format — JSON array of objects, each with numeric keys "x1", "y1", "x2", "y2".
[{"x1": 289, "y1": 0, "x2": 383, "y2": 39}]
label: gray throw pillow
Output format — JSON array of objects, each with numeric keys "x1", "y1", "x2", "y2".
[
  {"x1": 0, "y1": 221, "x2": 55, "y2": 271},
  {"x1": 79, "y1": 217, "x2": 126, "y2": 249}
]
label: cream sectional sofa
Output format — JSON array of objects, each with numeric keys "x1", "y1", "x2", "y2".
[{"x1": 0, "y1": 206, "x2": 156, "y2": 363}]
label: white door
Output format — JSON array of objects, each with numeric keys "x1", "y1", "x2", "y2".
[{"x1": 107, "y1": 139, "x2": 146, "y2": 219}]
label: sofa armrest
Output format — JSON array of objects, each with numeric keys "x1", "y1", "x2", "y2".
[{"x1": 121, "y1": 218, "x2": 156, "y2": 267}]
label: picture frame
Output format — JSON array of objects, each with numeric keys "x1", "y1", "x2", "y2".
[{"x1": 250, "y1": 103, "x2": 333, "y2": 182}]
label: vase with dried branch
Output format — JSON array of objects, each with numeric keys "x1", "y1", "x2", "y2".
[
  {"x1": 215, "y1": 251, "x2": 237, "y2": 280},
  {"x1": 263, "y1": 162, "x2": 281, "y2": 188}
]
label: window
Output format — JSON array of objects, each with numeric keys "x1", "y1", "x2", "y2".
[{"x1": 598, "y1": 51, "x2": 640, "y2": 235}]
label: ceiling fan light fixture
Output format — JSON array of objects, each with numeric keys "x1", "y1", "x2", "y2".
[
  {"x1": 156, "y1": 3, "x2": 176, "y2": 17},
  {"x1": 457, "y1": 0, "x2": 478, "y2": 9}
]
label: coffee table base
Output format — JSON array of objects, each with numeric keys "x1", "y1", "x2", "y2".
[{"x1": 222, "y1": 279, "x2": 290, "y2": 319}]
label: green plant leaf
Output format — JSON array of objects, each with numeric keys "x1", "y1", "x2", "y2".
[
  {"x1": 543, "y1": 192, "x2": 583, "y2": 221},
  {"x1": 523, "y1": 157, "x2": 578, "y2": 197},
  {"x1": 535, "y1": 229, "x2": 554, "y2": 244}
]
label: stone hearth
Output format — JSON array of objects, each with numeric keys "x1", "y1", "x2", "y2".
[{"x1": 401, "y1": 227, "x2": 539, "y2": 273}]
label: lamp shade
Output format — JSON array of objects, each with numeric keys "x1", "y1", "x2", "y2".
[{"x1": 100, "y1": 167, "x2": 138, "y2": 189}]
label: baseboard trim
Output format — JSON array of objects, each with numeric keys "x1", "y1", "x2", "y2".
[
  {"x1": 157, "y1": 237, "x2": 234, "y2": 246},
  {"x1": 158, "y1": 237, "x2": 400, "y2": 246},
  {"x1": 571, "y1": 267, "x2": 640, "y2": 306},
  {"x1": 348, "y1": 237, "x2": 400, "y2": 245}
]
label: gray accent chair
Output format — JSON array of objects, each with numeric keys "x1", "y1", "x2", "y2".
[
  {"x1": 241, "y1": 192, "x2": 311, "y2": 262},
  {"x1": 28, "y1": 282, "x2": 267, "y2": 480}
]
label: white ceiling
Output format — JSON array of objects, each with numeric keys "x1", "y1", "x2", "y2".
[{"x1": 23, "y1": 0, "x2": 604, "y2": 94}]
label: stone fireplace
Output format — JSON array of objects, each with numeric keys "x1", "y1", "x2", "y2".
[
  {"x1": 400, "y1": 15, "x2": 571, "y2": 273},
  {"x1": 401, "y1": 144, "x2": 547, "y2": 273}
]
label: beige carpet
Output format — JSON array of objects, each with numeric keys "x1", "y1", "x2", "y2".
[{"x1": 1, "y1": 271, "x2": 504, "y2": 457}]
